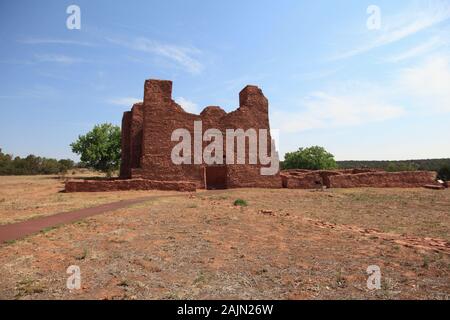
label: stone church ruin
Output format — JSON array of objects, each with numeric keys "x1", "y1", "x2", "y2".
[{"x1": 65, "y1": 78, "x2": 439, "y2": 192}]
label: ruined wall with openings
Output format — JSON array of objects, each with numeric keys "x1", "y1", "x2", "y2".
[{"x1": 120, "y1": 79, "x2": 281, "y2": 189}]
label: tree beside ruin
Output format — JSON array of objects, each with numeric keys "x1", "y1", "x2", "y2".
[
  {"x1": 283, "y1": 146, "x2": 337, "y2": 170},
  {"x1": 70, "y1": 123, "x2": 121, "y2": 177}
]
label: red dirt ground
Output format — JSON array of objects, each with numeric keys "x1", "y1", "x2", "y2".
[{"x1": 0, "y1": 184, "x2": 448, "y2": 300}]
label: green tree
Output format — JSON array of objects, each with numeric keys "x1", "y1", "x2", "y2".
[
  {"x1": 58, "y1": 159, "x2": 75, "y2": 173},
  {"x1": 438, "y1": 166, "x2": 450, "y2": 181},
  {"x1": 70, "y1": 123, "x2": 121, "y2": 176},
  {"x1": 0, "y1": 148, "x2": 13, "y2": 175},
  {"x1": 40, "y1": 158, "x2": 61, "y2": 174},
  {"x1": 283, "y1": 146, "x2": 337, "y2": 170}
]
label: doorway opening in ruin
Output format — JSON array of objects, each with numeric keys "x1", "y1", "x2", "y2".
[{"x1": 205, "y1": 165, "x2": 228, "y2": 190}]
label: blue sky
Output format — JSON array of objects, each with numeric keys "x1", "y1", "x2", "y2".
[{"x1": 0, "y1": 0, "x2": 449, "y2": 161}]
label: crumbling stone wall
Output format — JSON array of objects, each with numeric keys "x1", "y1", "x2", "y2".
[
  {"x1": 328, "y1": 171, "x2": 437, "y2": 188},
  {"x1": 120, "y1": 79, "x2": 281, "y2": 189},
  {"x1": 119, "y1": 111, "x2": 132, "y2": 179},
  {"x1": 280, "y1": 169, "x2": 437, "y2": 189},
  {"x1": 65, "y1": 179, "x2": 195, "y2": 192},
  {"x1": 67, "y1": 78, "x2": 439, "y2": 193}
]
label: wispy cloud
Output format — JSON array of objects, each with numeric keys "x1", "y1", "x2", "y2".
[
  {"x1": 34, "y1": 54, "x2": 88, "y2": 65},
  {"x1": 108, "y1": 37, "x2": 204, "y2": 74},
  {"x1": 175, "y1": 97, "x2": 199, "y2": 113},
  {"x1": 0, "y1": 54, "x2": 89, "y2": 65},
  {"x1": 18, "y1": 38, "x2": 95, "y2": 47},
  {"x1": 397, "y1": 54, "x2": 450, "y2": 112},
  {"x1": 108, "y1": 97, "x2": 141, "y2": 107},
  {"x1": 333, "y1": 0, "x2": 450, "y2": 60},
  {"x1": 272, "y1": 52, "x2": 450, "y2": 133},
  {"x1": 271, "y1": 84, "x2": 404, "y2": 133},
  {"x1": 385, "y1": 35, "x2": 446, "y2": 62}
]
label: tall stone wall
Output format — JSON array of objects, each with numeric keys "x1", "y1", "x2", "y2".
[
  {"x1": 119, "y1": 79, "x2": 281, "y2": 189},
  {"x1": 119, "y1": 111, "x2": 132, "y2": 179},
  {"x1": 129, "y1": 103, "x2": 143, "y2": 170}
]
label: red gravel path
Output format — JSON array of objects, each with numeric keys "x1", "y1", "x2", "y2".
[{"x1": 0, "y1": 196, "x2": 164, "y2": 243}]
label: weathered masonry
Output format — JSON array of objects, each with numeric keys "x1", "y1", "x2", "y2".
[{"x1": 119, "y1": 79, "x2": 281, "y2": 190}]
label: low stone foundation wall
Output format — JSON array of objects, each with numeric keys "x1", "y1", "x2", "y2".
[
  {"x1": 281, "y1": 172, "x2": 323, "y2": 189},
  {"x1": 280, "y1": 169, "x2": 437, "y2": 189},
  {"x1": 66, "y1": 170, "x2": 440, "y2": 192},
  {"x1": 328, "y1": 171, "x2": 437, "y2": 188},
  {"x1": 65, "y1": 179, "x2": 196, "y2": 192},
  {"x1": 280, "y1": 169, "x2": 383, "y2": 189}
]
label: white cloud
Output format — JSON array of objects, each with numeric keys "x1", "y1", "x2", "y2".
[
  {"x1": 386, "y1": 36, "x2": 445, "y2": 62},
  {"x1": 271, "y1": 86, "x2": 404, "y2": 133},
  {"x1": 34, "y1": 54, "x2": 87, "y2": 65},
  {"x1": 333, "y1": 0, "x2": 450, "y2": 60},
  {"x1": 18, "y1": 38, "x2": 95, "y2": 46},
  {"x1": 108, "y1": 97, "x2": 141, "y2": 107},
  {"x1": 108, "y1": 37, "x2": 203, "y2": 74},
  {"x1": 397, "y1": 55, "x2": 450, "y2": 112},
  {"x1": 109, "y1": 96, "x2": 199, "y2": 111},
  {"x1": 175, "y1": 97, "x2": 199, "y2": 113},
  {"x1": 272, "y1": 54, "x2": 450, "y2": 134}
]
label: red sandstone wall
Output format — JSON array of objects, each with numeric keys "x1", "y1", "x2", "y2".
[
  {"x1": 119, "y1": 111, "x2": 132, "y2": 179},
  {"x1": 280, "y1": 170, "x2": 341, "y2": 189},
  {"x1": 282, "y1": 172, "x2": 323, "y2": 189},
  {"x1": 65, "y1": 179, "x2": 195, "y2": 192},
  {"x1": 328, "y1": 171, "x2": 437, "y2": 188},
  {"x1": 137, "y1": 79, "x2": 280, "y2": 189},
  {"x1": 130, "y1": 103, "x2": 143, "y2": 170},
  {"x1": 279, "y1": 169, "x2": 436, "y2": 189}
]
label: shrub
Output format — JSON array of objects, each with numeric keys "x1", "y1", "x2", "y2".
[
  {"x1": 438, "y1": 166, "x2": 450, "y2": 181},
  {"x1": 233, "y1": 199, "x2": 248, "y2": 207}
]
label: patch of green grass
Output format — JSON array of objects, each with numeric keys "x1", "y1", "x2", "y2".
[{"x1": 233, "y1": 199, "x2": 248, "y2": 207}]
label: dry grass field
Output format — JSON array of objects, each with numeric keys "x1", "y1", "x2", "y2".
[
  {"x1": 0, "y1": 174, "x2": 449, "y2": 299},
  {"x1": 0, "y1": 172, "x2": 176, "y2": 225}
]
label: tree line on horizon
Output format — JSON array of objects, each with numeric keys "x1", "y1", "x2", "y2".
[
  {"x1": 0, "y1": 148, "x2": 76, "y2": 175},
  {"x1": 2, "y1": 123, "x2": 450, "y2": 181},
  {"x1": 337, "y1": 159, "x2": 450, "y2": 178}
]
